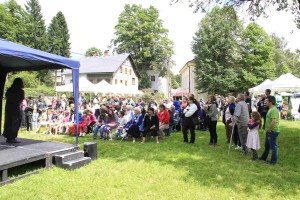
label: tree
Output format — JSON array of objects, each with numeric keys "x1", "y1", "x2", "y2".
[
  {"x1": 238, "y1": 23, "x2": 276, "y2": 92},
  {"x1": 139, "y1": 74, "x2": 152, "y2": 89},
  {"x1": 111, "y1": 4, "x2": 174, "y2": 89},
  {"x1": 170, "y1": 0, "x2": 300, "y2": 28},
  {"x1": 0, "y1": 0, "x2": 30, "y2": 44},
  {"x1": 47, "y1": 11, "x2": 71, "y2": 57},
  {"x1": 175, "y1": 74, "x2": 182, "y2": 88},
  {"x1": 85, "y1": 47, "x2": 103, "y2": 57},
  {"x1": 270, "y1": 33, "x2": 290, "y2": 77},
  {"x1": 25, "y1": 0, "x2": 48, "y2": 51},
  {"x1": 285, "y1": 49, "x2": 300, "y2": 77},
  {"x1": 192, "y1": 6, "x2": 243, "y2": 95},
  {"x1": 25, "y1": 0, "x2": 52, "y2": 86}
]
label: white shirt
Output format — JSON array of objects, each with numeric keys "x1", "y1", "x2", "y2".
[{"x1": 183, "y1": 103, "x2": 198, "y2": 117}]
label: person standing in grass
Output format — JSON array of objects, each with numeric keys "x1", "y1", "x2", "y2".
[
  {"x1": 259, "y1": 96, "x2": 280, "y2": 165},
  {"x1": 182, "y1": 96, "x2": 198, "y2": 144},
  {"x1": 207, "y1": 95, "x2": 219, "y2": 146},
  {"x1": 246, "y1": 111, "x2": 262, "y2": 161},
  {"x1": 231, "y1": 94, "x2": 249, "y2": 155}
]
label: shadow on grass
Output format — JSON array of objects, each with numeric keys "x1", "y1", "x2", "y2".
[
  {"x1": 17, "y1": 120, "x2": 300, "y2": 198},
  {"x1": 78, "y1": 122, "x2": 300, "y2": 198}
]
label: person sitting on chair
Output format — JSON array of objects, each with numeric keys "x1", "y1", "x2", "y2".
[
  {"x1": 141, "y1": 107, "x2": 159, "y2": 144},
  {"x1": 127, "y1": 107, "x2": 143, "y2": 143}
]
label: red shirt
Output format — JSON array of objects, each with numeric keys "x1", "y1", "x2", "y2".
[{"x1": 158, "y1": 109, "x2": 170, "y2": 124}]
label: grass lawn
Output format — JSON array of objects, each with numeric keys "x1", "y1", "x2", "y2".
[{"x1": 0, "y1": 120, "x2": 299, "y2": 200}]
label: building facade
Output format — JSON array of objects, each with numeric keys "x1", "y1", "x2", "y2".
[
  {"x1": 63, "y1": 53, "x2": 139, "y2": 93},
  {"x1": 179, "y1": 60, "x2": 207, "y2": 100}
]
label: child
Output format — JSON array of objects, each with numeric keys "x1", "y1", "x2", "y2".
[
  {"x1": 78, "y1": 110, "x2": 90, "y2": 136},
  {"x1": 103, "y1": 108, "x2": 118, "y2": 140},
  {"x1": 246, "y1": 111, "x2": 262, "y2": 161},
  {"x1": 115, "y1": 110, "x2": 126, "y2": 140}
]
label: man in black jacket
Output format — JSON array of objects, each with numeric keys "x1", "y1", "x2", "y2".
[{"x1": 141, "y1": 107, "x2": 159, "y2": 144}]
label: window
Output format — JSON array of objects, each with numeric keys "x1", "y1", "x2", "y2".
[
  {"x1": 120, "y1": 67, "x2": 123, "y2": 73},
  {"x1": 115, "y1": 79, "x2": 118, "y2": 84},
  {"x1": 151, "y1": 76, "x2": 155, "y2": 82},
  {"x1": 125, "y1": 80, "x2": 127, "y2": 86},
  {"x1": 132, "y1": 78, "x2": 135, "y2": 85},
  {"x1": 120, "y1": 80, "x2": 123, "y2": 84},
  {"x1": 125, "y1": 68, "x2": 127, "y2": 74},
  {"x1": 129, "y1": 69, "x2": 132, "y2": 75}
]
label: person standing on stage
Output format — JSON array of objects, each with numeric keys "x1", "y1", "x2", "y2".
[{"x1": 3, "y1": 78, "x2": 25, "y2": 143}]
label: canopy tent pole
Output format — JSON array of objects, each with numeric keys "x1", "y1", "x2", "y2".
[
  {"x1": 0, "y1": 69, "x2": 8, "y2": 136},
  {"x1": 72, "y1": 69, "x2": 79, "y2": 146}
]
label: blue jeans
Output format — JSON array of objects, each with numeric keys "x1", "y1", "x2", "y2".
[
  {"x1": 93, "y1": 125, "x2": 105, "y2": 139},
  {"x1": 260, "y1": 131, "x2": 279, "y2": 164}
]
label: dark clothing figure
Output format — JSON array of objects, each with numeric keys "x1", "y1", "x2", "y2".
[
  {"x1": 142, "y1": 114, "x2": 159, "y2": 137},
  {"x1": 3, "y1": 79, "x2": 25, "y2": 142},
  {"x1": 25, "y1": 99, "x2": 34, "y2": 131}
]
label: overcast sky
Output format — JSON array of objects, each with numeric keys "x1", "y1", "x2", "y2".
[{"x1": 2, "y1": 0, "x2": 300, "y2": 74}]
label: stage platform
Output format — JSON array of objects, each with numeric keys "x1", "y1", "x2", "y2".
[{"x1": 0, "y1": 136, "x2": 79, "y2": 185}]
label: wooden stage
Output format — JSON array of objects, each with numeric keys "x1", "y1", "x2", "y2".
[{"x1": 0, "y1": 136, "x2": 78, "y2": 185}]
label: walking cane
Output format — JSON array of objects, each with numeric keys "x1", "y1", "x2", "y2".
[{"x1": 228, "y1": 122, "x2": 235, "y2": 155}]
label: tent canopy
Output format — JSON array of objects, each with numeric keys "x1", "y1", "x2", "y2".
[
  {"x1": 0, "y1": 38, "x2": 80, "y2": 145},
  {"x1": 248, "y1": 79, "x2": 273, "y2": 93},
  {"x1": 263, "y1": 73, "x2": 300, "y2": 92},
  {"x1": 56, "y1": 77, "x2": 96, "y2": 92}
]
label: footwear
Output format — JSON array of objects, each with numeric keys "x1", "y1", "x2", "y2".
[
  {"x1": 156, "y1": 141, "x2": 159, "y2": 144},
  {"x1": 82, "y1": 132, "x2": 86, "y2": 137},
  {"x1": 241, "y1": 150, "x2": 248, "y2": 155},
  {"x1": 208, "y1": 142, "x2": 213, "y2": 146},
  {"x1": 265, "y1": 161, "x2": 276, "y2": 165},
  {"x1": 234, "y1": 146, "x2": 241, "y2": 150},
  {"x1": 93, "y1": 137, "x2": 97, "y2": 139},
  {"x1": 132, "y1": 138, "x2": 136, "y2": 143},
  {"x1": 6, "y1": 138, "x2": 21, "y2": 143}
]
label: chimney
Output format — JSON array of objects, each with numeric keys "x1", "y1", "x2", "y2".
[{"x1": 104, "y1": 50, "x2": 109, "y2": 57}]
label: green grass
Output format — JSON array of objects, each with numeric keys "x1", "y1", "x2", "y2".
[{"x1": 0, "y1": 120, "x2": 300, "y2": 200}]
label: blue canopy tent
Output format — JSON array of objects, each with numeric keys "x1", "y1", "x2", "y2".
[{"x1": 0, "y1": 38, "x2": 80, "y2": 145}]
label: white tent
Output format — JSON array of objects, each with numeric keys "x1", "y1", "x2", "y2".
[
  {"x1": 249, "y1": 79, "x2": 273, "y2": 93},
  {"x1": 94, "y1": 80, "x2": 113, "y2": 94},
  {"x1": 263, "y1": 73, "x2": 300, "y2": 92},
  {"x1": 56, "y1": 77, "x2": 96, "y2": 92}
]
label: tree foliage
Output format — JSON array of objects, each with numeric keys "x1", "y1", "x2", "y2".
[
  {"x1": 25, "y1": 0, "x2": 48, "y2": 51},
  {"x1": 192, "y1": 7, "x2": 242, "y2": 95},
  {"x1": 111, "y1": 4, "x2": 174, "y2": 83},
  {"x1": 171, "y1": 0, "x2": 300, "y2": 28},
  {"x1": 47, "y1": 11, "x2": 71, "y2": 57},
  {"x1": 0, "y1": 0, "x2": 30, "y2": 44},
  {"x1": 270, "y1": 33, "x2": 290, "y2": 77},
  {"x1": 85, "y1": 47, "x2": 103, "y2": 57},
  {"x1": 239, "y1": 23, "x2": 276, "y2": 92}
]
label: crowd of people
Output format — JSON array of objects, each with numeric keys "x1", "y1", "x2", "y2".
[{"x1": 4, "y1": 78, "x2": 281, "y2": 165}]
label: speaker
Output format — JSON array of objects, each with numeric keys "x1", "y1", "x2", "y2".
[{"x1": 84, "y1": 142, "x2": 97, "y2": 160}]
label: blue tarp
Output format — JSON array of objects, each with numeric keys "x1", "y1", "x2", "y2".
[{"x1": 0, "y1": 38, "x2": 80, "y2": 145}]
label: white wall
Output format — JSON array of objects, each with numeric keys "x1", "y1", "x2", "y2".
[
  {"x1": 65, "y1": 73, "x2": 87, "y2": 84},
  {"x1": 147, "y1": 70, "x2": 168, "y2": 96},
  {"x1": 112, "y1": 59, "x2": 139, "y2": 91}
]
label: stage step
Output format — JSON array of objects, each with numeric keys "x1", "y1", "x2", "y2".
[
  {"x1": 53, "y1": 151, "x2": 91, "y2": 170},
  {"x1": 61, "y1": 157, "x2": 91, "y2": 170}
]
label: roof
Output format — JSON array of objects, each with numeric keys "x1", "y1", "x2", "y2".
[
  {"x1": 64, "y1": 53, "x2": 140, "y2": 78},
  {"x1": 179, "y1": 59, "x2": 195, "y2": 74}
]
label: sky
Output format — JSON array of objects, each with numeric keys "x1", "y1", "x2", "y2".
[{"x1": 2, "y1": 0, "x2": 300, "y2": 74}]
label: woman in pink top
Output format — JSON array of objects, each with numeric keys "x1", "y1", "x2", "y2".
[{"x1": 87, "y1": 109, "x2": 97, "y2": 133}]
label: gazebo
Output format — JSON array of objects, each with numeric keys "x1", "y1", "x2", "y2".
[{"x1": 0, "y1": 38, "x2": 81, "y2": 145}]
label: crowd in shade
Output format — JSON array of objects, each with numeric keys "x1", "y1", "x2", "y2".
[{"x1": 20, "y1": 88, "x2": 281, "y2": 164}]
